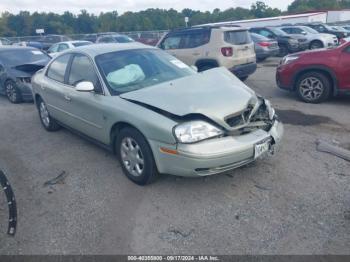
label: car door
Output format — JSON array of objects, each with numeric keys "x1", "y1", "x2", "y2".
[
  {"x1": 0, "y1": 61, "x2": 6, "y2": 93},
  {"x1": 63, "y1": 53, "x2": 107, "y2": 142},
  {"x1": 337, "y1": 45, "x2": 350, "y2": 89},
  {"x1": 42, "y1": 54, "x2": 74, "y2": 125}
]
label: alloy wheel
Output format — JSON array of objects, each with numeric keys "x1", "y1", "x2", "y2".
[
  {"x1": 39, "y1": 102, "x2": 50, "y2": 127},
  {"x1": 120, "y1": 137, "x2": 144, "y2": 177},
  {"x1": 299, "y1": 77, "x2": 324, "y2": 101},
  {"x1": 6, "y1": 82, "x2": 17, "y2": 103}
]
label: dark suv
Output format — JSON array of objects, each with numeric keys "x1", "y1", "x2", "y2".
[
  {"x1": 37, "y1": 35, "x2": 72, "y2": 50},
  {"x1": 302, "y1": 23, "x2": 349, "y2": 40},
  {"x1": 249, "y1": 27, "x2": 308, "y2": 57}
]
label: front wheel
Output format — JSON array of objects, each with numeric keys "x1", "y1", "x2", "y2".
[
  {"x1": 309, "y1": 40, "x2": 323, "y2": 50},
  {"x1": 37, "y1": 98, "x2": 60, "y2": 131},
  {"x1": 5, "y1": 80, "x2": 22, "y2": 103},
  {"x1": 296, "y1": 72, "x2": 331, "y2": 103},
  {"x1": 116, "y1": 128, "x2": 158, "y2": 185}
]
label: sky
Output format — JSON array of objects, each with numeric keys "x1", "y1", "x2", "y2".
[{"x1": 0, "y1": 0, "x2": 294, "y2": 15}]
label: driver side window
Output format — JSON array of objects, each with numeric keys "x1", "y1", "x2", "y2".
[{"x1": 68, "y1": 54, "x2": 102, "y2": 93}]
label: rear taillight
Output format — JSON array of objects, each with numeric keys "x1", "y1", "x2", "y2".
[
  {"x1": 258, "y1": 42, "x2": 272, "y2": 47},
  {"x1": 221, "y1": 47, "x2": 233, "y2": 57}
]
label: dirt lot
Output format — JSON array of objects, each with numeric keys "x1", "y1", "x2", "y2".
[{"x1": 0, "y1": 58, "x2": 349, "y2": 255}]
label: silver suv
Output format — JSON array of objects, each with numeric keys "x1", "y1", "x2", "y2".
[
  {"x1": 157, "y1": 26, "x2": 256, "y2": 81},
  {"x1": 279, "y1": 26, "x2": 338, "y2": 49}
]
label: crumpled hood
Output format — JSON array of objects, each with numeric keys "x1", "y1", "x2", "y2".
[
  {"x1": 9, "y1": 59, "x2": 48, "y2": 77},
  {"x1": 120, "y1": 67, "x2": 258, "y2": 127}
]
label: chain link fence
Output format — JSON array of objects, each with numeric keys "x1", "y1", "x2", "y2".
[{"x1": 5, "y1": 30, "x2": 168, "y2": 46}]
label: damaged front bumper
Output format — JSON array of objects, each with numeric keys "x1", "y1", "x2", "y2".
[{"x1": 149, "y1": 119, "x2": 283, "y2": 177}]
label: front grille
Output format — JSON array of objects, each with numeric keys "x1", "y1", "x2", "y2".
[
  {"x1": 298, "y1": 39, "x2": 307, "y2": 43},
  {"x1": 225, "y1": 105, "x2": 254, "y2": 127}
]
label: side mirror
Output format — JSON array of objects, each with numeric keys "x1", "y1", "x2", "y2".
[
  {"x1": 75, "y1": 81, "x2": 94, "y2": 92},
  {"x1": 0, "y1": 65, "x2": 4, "y2": 72}
]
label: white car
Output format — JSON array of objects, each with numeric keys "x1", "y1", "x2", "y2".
[
  {"x1": 279, "y1": 26, "x2": 338, "y2": 49},
  {"x1": 47, "y1": 41, "x2": 92, "y2": 57}
]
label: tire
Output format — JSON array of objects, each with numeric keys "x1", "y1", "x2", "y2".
[
  {"x1": 309, "y1": 40, "x2": 324, "y2": 50},
  {"x1": 116, "y1": 127, "x2": 158, "y2": 185},
  {"x1": 197, "y1": 64, "x2": 216, "y2": 72},
  {"x1": 296, "y1": 72, "x2": 331, "y2": 103},
  {"x1": 37, "y1": 98, "x2": 60, "y2": 131},
  {"x1": 239, "y1": 76, "x2": 248, "y2": 81},
  {"x1": 278, "y1": 44, "x2": 289, "y2": 57},
  {"x1": 5, "y1": 80, "x2": 22, "y2": 103},
  {"x1": 257, "y1": 57, "x2": 267, "y2": 62}
]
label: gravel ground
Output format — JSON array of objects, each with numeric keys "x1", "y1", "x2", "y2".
[{"x1": 0, "y1": 58, "x2": 349, "y2": 255}]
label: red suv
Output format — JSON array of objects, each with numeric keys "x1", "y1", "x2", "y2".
[{"x1": 276, "y1": 42, "x2": 350, "y2": 103}]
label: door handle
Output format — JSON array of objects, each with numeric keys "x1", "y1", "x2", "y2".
[
  {"x1": 192, "y1": 52, "x2": 200, "y2": 56},
  {"x1": 64, "y1": 95, "x2": 71, "y2": 101}
]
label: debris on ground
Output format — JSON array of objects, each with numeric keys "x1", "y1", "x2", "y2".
[
  {"x1": 316, "y1": 140, "x2": 350, "y2": 162},
  {"x1": 43, "y1": 171, "x2": 68, "y2": 187},
  {"x1": 0, "y1": 170, "x2": 17, "y2": 236},
  {"x1": 254, "y1": 184, "x2": 271, "y2": 191},
  {"x1": 159, "y1": 227, "x2": 194, "y2": 241}
]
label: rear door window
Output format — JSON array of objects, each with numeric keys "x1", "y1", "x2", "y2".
[
  {"x1": 181, "y1": 30, "x2": 210, "y2": 48},
  {"x1": 224, "y1": 30, "x2": 252, "y2": 45},
  {"x1": 46, "y1": 54, "x2": 71, "y2": 83}
]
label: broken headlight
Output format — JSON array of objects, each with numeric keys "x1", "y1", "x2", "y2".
[
  {"x1": 174, "y1": 121, "x2": 223, "y2": 144},
  {"x1": 264, "y1": 99, "x2": 275, "y2": 120}
]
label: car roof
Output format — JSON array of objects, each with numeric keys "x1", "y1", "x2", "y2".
[
  {"x1": 65, "y1": 42, "x2": 156, "y2": 57},
  {"x1": 0, "y1": 46, "x2": 37, "y2": 52},
  {"x1": 57, "y1": 40, "x2": 92, "y2": 45}
]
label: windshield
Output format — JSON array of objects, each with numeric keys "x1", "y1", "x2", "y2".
[
  {"x1": 72, "y1": 41, "x2": 92, "y2": 47},
  {"x1": 0, "y1": 49, "x2": 50, "y2": 66},
  {"x1": 114, "y1": 36, "x2": 134, "y2": 43},
  {"x1": 96, "y1": 49, "x2": 195, "y2": 95},
  {"x1": 269, "y1": 28, "x2": 287, "y2": 36},
  {"x1": 301, "y1": 26, "x2": 318, "y2": 34}
]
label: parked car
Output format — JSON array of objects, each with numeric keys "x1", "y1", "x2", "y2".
[
  {"x1": 37, "y1": 34, "x2": 72, "y2": 50},
  {"x1": 276, "y1": 41, "x2": 350, "y2": 103},
  {"x1": 96, "y1": 34, "x2": 134, "y2": 44},
  {"x1": 0, "y1": 37, "x2": 11, "y2": 46},
  {"x1": 249, "y1": 27, "x2": 308, "y2": 57},
  {"x1": 157, "y1": 26, "x2": 257, "y2": 81},
  {"x1": 250, "y1": 33, "x2": 279, "y2": 61},
  {"x1": 47, "y1": 41, "x2": 93, "y2": 57},
  {"x1": 31, "y1": 43, "x2": 283, "y2": 185},
  {"x1": 302, "y1": 23, "x2": 349, "y2": 40},
  {"x1": 0, "y1": 46, "x2": 51, "y2": 103},
  {"x1": 279, "y1": 26, "x2": 338, "y2": 49}
]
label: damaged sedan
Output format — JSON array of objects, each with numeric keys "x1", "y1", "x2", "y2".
[
  {"x1": 31, "y1": 43, "x2": 283, "y2": 185},
  {"x1": 0, "y1": 46, "x2": 51, "y2": 103}
]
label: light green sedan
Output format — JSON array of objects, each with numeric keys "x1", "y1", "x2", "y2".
[{"x1": 32, "y1": 43, "x2": 283, "y2": 185}]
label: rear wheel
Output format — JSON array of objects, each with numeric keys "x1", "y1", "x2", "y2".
[
  {"x1": 278, "y1": 44, "x2": 289, "y2": 57},
  {"x1": 309, "y1": 40, "x2": 323, "y2": 50},
  {"x1": 296, "y1": 72, "x2": 331, "y2": 103},
  {"x1": 239, "y1": 76, "x2": 248, "y2": 81},
  {"x1": 5, "y1": 80, "x2": 22, "y2": 103},
  {"x1": 37, "y1": 98, "x2": 60, "y2": 131},
  {"x1": 116, "y1": 127, "x2": 158, "y2": 185},
  {"x1": 197, "y1": 64, "x2": 216, "y2": 72}
]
